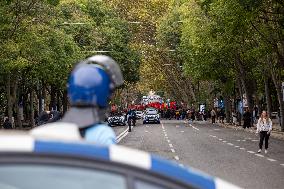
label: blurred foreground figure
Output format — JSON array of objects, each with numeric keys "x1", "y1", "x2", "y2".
[{"x1": 61, "y1": 55, "x2": 124, "y2": 145}]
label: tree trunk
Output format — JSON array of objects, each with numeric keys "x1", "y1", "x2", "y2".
[
  {"x1": 16, "y1": 87, "x2": 23, "y2": 129},
  {"x1": 30, "y1": 90, "x2": 35, "y2": 128},
  {"x1": 224, "y1": 94, "x2": 231, "y2": 123},
  {"x1": 49, "y1": 85, "x2": 57, "y2": 110},
  {"x1": 236, "y1": 55, "x2": 255, "y2": 113},
  {"x1": 63, "y1": 90, "x2": 68, "y2": 114},
  {"x1": 57, "y1": 90, "x2": 62, "y2": 112},
  {"x1": 264, "y1": 76, "x2": 272, "y2": 117},
  {"x1": 271, "y1": 70, "x2": 284, "y2": 131},
  {"x1": 6, "y1": 74, "x2": 13, "y2": 126},
  {"x1": 38, "y1": 84, "x2": 43, "y2": 114}
]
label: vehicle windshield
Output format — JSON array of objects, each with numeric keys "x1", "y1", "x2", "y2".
[
  {"x1": 110, "y1": 112, "x2": 124, "y2": 117},
  {"x1": 0, "y1": 165, "x2": 127, "y2": 189},
  {"x1": 146, "y1": 112, "x2": 157, "y2": 115}
]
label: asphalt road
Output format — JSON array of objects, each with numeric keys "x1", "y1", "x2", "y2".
[{"x1": 113, "y1": 119, "x2": 284, "y2": 189}]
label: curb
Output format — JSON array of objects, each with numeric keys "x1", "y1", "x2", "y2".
[{"x1": 216, "y1": 122, "x2": 284, "y2": 141}]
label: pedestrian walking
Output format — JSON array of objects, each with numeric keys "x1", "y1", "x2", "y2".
[
  {"x1": 256, "y1": 111, "x2": 272, "y2": 154},
  {"x1": 243, "y1": 108, "x2": 252, "y2": 129},
  {"x1": 219, "y1": 109, "x2": 225, "y2": 124},
  {"x1": 232, "y1": 110, "x2": 237, "y2": 126},
  {"x1": 210, "y1": 108, "x2": 216, "y2": 124}
]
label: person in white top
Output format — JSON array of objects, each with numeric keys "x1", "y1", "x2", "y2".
[{"x1": 256, "y1": 111, "x2": 272, "y2": 154}]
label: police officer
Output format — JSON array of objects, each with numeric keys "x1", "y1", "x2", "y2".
[{"x1": 60, "y1": 55, "x2": 124, "y2": 145}]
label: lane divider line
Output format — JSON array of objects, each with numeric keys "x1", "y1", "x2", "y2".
[
  {"x1": 247, "y1": 151, "x2": 255, "y2": 154},
  {"x1": 167, "y1": 139, "x2": 171, "y2": 143},
  {"x1": 116, "y1": 126, "x2": 133, "y2": 143},
  {"x1": 240, "y1": 148, "x2": 246, "y2": 150},
  {"x1": 174, "y1": 156, "x2": 180, "y2": 161},
  {"x1": 171, "y1": 148, "x2": 176, "y2": 153},
  {"x1": 227, "y1": 143, "x2": 234, "y2": 146},
  {"x1": 169, "y1": 143, "x2": 173, "y2": 148},
  {"x1": 255, "y1": 154, "x2": 264, "y2": 157},
  {"x1": 267, "y1": 158, "x2": 277, "y2": 162}
]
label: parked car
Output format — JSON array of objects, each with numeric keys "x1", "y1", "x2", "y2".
[
  {"x1": 143, "y1": 108, "x2": 160, "y2": 124},
  {"x1": 0, "y1": 132, "x2": 240, "y2": 189},
  {"x1": 135, "y1": 111, "x2": 143, "y2": 119},
  {"x1": 107, "y1": 112, "x2": 126, "y2": 126}
]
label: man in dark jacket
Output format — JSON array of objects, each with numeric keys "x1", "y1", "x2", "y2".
[
  {"x1": 243, "y1": 108, "x2": 252, "y2": 129},
  {"x1": 3, "y1": 118, "x2": 12, "y2": 129},
  {"x1": 38, "y1": 110, "x2": 61, "y2": 126}
]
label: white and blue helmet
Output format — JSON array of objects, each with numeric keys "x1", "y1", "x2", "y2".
[{"x1": 68, "y1": 55, "x2": 123, "y2": 108}]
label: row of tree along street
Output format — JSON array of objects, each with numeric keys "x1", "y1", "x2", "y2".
[
  {"x1": 0, "y1": 0, "x2": 283, "y2": 131},
  {"x1": 154, "y1": 0, "x2": 284, "y2": 131},
  {"x1": 0, "y1": 0, "x2": 140, "y2": 128}
]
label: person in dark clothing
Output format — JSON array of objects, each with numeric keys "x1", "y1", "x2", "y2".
[
  {"x1": 191, "y1": 109, "x2": 195, "y2": 122},
  {"x1": 38, "y1": 110, "x2": 62, "y2": 126},
  {"x1": 243, "y1": 108, "x2": 252, "y2": 129},
  {"x1": 219, "y1": 109, "x2": 225, "y2": 124},
  {"x1": 3, "y1": 118, "x2": 13, "y2": 129},
  {"x1": 203, "y1": 111, "x2": 207, "y2": 121}
]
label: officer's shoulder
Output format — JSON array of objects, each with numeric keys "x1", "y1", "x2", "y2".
[{"x1": 30, "y1": 122, "x2": 82, "y2": 141}]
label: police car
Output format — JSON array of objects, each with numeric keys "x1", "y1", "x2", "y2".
[{"x1": 0, "y1": 125, "x2": 241, "y2": 189}]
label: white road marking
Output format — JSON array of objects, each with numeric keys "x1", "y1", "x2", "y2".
[
  {"x1": 252, "y1": 140, "x2": 258, "y2": 142},
  {"x1": 174, "y1": 156, "x2": 180, "y2": 161},
  {"x1": 267, "y1": 158, "x2": 277, "y2": 162},
  {"x1": 212, "y1": 135, "x2": 217, "y2": 138},
  {"x1": 247, "y1": 151, "x2": 255, "y2": 154},
  {"x1": 214, "y1": 129, "x2": 220, "y2": 131},
  {"x1": 242, "y1": 140, "x2": 246, "y2": 142},
  {"x1": 237, "y1": 140, "x2": 241, "y2": 142},
  {"x1": 219, "y1": 139, "x2": 223, "y2": 141},
  {"x1": 192, "y1": 126, "x2": 200, "y2": 131},
  {"x1": 280, "y1": 164, "x2": 284, "y2": 167},
  {"x1": 169, "y1": 143, "x2": 173, "y2": 148},
  {"x1": 176, "y1": 125, "x2": 180, "y2": 128},
  {"x1": 116, "y1": 126, "x2": 133, "y2": 143},
  {"x1": 171, "y1": 148, "x2": 176, "y2": 153},
  {"x1": 165, "y1": 134, "x2": 167, "y2": 137},
  {"x1": 181, "y1": 131, "x2": 184, "y2": 133},
  {"x1": 167, "y1": 139, "x2": 171, "y2": 143},
  {"x1": 255, "y1": 154, "x2": 264, "y2": 157},
  {"x1": 240, "y1": 148, "x2": 246, "y2": 150},
  {"x1": 222, "y1": 141, "x2": 227, "y2": 143},
  {"x1": 234, "y1": 146, "x2": 240, "y2": 148},
  {"x1": 145, "y1": 130, "x2": 148, "y2": 133},
  {"x1": 227, "y1": 143, "x2": 234, "y2": 146}
]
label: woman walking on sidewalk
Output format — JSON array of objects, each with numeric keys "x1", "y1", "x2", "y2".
[{"x1": 256, "y1": 111, "x2": 272, "y2": 154}]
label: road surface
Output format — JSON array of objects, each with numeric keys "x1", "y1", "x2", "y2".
[{"x1": 113, "y1": 119, "x2": 284, "y2": 189}]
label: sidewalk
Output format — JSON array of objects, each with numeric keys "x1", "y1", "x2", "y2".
[{"x1": 215, "y1": 120, "x2": 284, "y2": 141}]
